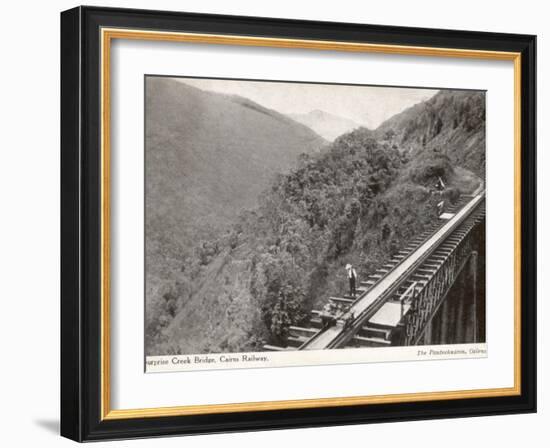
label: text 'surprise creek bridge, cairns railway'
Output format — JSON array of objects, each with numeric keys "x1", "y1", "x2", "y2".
[{"x1": 264, "y1": 185, "x2": 486, "y2": 351}]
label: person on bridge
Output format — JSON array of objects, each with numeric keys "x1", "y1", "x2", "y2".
[
  {"x1": 346, "y1": 264, "x2": 358, "y2": 298},
  {"x1": 437, "y1": 199, "x2": 445, "y2": 216},
  {"x1": 320, "y1": 303, "x2": 336, "y2": 328},
  {"x1": 435, "y1": 176, "x2": 446, "y2": 194}
]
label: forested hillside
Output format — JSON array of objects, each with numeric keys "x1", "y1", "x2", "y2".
[
  {"x1": 376, "y1": 90, "x2": 486, "y2": 176},
  {"x1": 145, "y1": 77, "x2": 326, "y2": 312}
]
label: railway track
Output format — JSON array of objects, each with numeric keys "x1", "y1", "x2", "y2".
[
  {"x1": 339, "y1": 197, "x2": 485, "y2": 348},
  {"x1": 264, "y1": 188, "x2": 485, "y2": 352}
]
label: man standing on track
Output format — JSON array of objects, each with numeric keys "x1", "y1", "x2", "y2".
[
  {"x1": 435, "y1": 176, "x2": 446, "y2": 194},
  {"x1": 346, "y1": 263, "x2": 358, "y2": 298}
]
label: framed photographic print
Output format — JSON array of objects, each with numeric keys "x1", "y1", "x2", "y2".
[{"x1": 60, "y1": 6, "x2": 536, "y2": 441}]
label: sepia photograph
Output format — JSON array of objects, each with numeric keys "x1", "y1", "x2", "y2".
[{"x1": 144, "y1": 75, "x2": 486, "y2": 371}]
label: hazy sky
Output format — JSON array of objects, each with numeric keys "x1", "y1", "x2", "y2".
[{"x1": 177, "y1": 77, "x2": 437, "y2": 129}]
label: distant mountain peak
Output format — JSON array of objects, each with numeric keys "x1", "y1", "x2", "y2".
[
  {"x1": 289, "y1": 110, "x2": 362, "y2": 141},
  {"x1": 308, "y1": 109, "x2": 330, "y2": 117}
]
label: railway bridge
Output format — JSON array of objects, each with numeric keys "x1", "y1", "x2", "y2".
[{"x1": 264, "y1": 189, "x2": 485, "y2": 352}]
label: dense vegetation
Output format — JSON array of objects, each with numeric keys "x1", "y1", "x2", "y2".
[
  {"x1": 146, "y1": 120, "x2": 478, "y2": 355},
  {"x1": 376, "y1": 90, "x2": 486, "y2": 177}
]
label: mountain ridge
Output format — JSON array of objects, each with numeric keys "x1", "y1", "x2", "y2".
[{"x1": 145, "y1": 77, "x2": 327, "y2": 311}]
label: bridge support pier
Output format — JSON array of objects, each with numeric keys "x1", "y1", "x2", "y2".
[
  {"x1": 423, "y1": 320, "x2": 433, "y2": 345},
  {"x1": 470, "y1": 250, "x2": 478, "y2": 343},
  {"x1": 400, "y1": 209, "x2": 485, "y2": 346}
]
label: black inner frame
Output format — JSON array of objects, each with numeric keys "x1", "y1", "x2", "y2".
[{"x1": 60, "y1": 6, "x2": 536, "y2": 442}]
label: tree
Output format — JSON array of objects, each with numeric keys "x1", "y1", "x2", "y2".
[{"x1": 384, "y1": 129, "x2": 396, "y2": 144}]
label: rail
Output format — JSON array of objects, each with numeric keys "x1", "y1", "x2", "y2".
[{"x1": 301, "y1": 190, "x2": 485, "y2": 350}]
